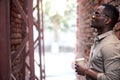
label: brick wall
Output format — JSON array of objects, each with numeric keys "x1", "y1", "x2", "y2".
[
  {"x1": 76, "y1": 0, "x2": 95, "y2": 60},
  {"x1": 10, "y1": 0, "x2": 25, "y2": 79}
]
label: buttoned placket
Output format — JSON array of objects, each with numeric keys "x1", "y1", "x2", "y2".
[{"x1": 88, "y1": 37, "x2": 99, "y2": 68}]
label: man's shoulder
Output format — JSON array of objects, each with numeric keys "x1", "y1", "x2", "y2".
[
  {"x1": 100, "y1": 34, "x2": 120, "y2": 44},
  {"x1": 99, "y1": 34, "x2": 120, "y2": 50}
]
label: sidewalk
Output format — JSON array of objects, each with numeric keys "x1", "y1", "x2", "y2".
[{"x1": 45, "y1": 52, "x2": 76, "y2": 80}]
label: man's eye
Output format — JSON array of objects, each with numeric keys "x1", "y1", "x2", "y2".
[{"x1": 95, "y1": 12, "x2": 100, "y2": 14}]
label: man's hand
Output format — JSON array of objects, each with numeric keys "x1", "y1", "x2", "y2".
[
  {"x1": 75, "y1": 63, "x2": 86, "y2": 76},
  {"x1": 75, "y1": 63, "x2": 98, "y2": 79}
]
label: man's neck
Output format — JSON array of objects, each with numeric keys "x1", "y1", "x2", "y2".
[{"x1": 97, "y1": 28, "x2": 112, "y2": 35}]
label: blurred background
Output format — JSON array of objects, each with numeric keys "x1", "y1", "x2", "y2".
[{"x1": 43, "y1": 0, "x2": 77, "y2": 80}]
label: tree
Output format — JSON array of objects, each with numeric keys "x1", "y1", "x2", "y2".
[{"x1": 43, "y1": 0, "x2": 76, "y2": 52}]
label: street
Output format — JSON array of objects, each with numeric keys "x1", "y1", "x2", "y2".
[{"x1": 45, "y1": 52, "x2": 76, "y2": 80}]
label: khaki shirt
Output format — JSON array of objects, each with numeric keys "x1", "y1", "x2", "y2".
[{"x1": 87, "y1": 31, "x2": 120, "y2": 80}]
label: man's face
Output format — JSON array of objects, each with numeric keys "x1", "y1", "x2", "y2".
[{"x1": 90, "y1": 6, "x2": 107, "y2": 29}]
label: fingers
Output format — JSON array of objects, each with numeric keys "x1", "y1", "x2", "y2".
[
  {"x1": 74, "y1": 64, "x2": 81, "y2": 74},
  {"x1": 74, "y1": 63, "x2": 85, "y2": 75},
  {"x1": 75, "y1": 63, "x2": 79, "y2": 67}
]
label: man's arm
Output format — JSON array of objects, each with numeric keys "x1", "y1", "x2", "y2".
[
  {"x1": 75, "y1": 63, "x2": 98, "y2": 79},
  {"x1": 96, "y1": 44, "x2": 120, "y2": 80},
  {"x1": 75, "y1": 43, "x2": 120, "y2": 80}
]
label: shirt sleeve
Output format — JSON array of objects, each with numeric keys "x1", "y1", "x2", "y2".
[{"x1": 97, "y1": 43, "x2": 120, "y2": 80}]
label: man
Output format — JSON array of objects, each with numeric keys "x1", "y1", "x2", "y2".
[{"x1": 75, "y1": 4, "x2": 120, "y2": 80}]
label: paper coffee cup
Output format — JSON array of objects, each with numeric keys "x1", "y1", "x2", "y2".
[{"x1": 75, "y1": 58, "x2": 85, "y2": 66}]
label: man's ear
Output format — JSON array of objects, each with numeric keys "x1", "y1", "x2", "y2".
[{"x1": 105, "y1": 17, "x2": 111, "y2": 24}]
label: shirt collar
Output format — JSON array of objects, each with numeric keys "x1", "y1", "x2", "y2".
[{"x1": 97, "y1": 30, "x2": 114, "y2": 41}]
